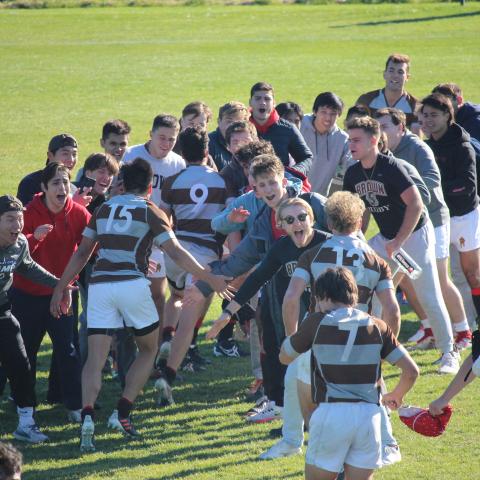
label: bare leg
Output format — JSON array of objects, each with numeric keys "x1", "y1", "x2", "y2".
[
  {"x1": 305, "y1": 463, "x2": 338, "y2": 480},
  {"x1": 459, "y1": 248, "x2": 480, "y2": 290},
  {"x1": 297, "y1": 379, "x2": 316, "y2": 428},
  {"x1": 163, "y1": 285, "x2": 183, "y2": 333},
  {"x1": 399, "y1": 275, "x2": 426, "y2": 319},
  {"x1": 150, "y1": 277, "x2": 167, "y2": 331},
  {"x1": 122, "y1": 328, "x2": 159, "y2": 402},
  {"x1": 344, "y1": 464, "x2": 374, "y2": 480},
  {"x1": 436, "y1": 257, "x2": 467, "y2": 324},
  {"x1": 82, "y1": 335, "x2": 112, "y2": 407}
]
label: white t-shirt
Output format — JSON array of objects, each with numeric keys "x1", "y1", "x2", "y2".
[{"x1": 123, "y1": 144, "x2": 186, "y2": 207}]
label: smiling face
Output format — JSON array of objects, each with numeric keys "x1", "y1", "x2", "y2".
[
  {"x1": 420, "y1": 105, "x2": 450, "y2": 140},
  {"x1": 250, "y1": 90, "x2": 275, "y2": 124},
  {"x1": 149, "y1": 126, "x2": 178, "y2": 159},
  {"x1": 253, "y1": 173, "x2": 286, "y2": 209},
  {"x1": 0, "y1": 210, "x2": 24, "y2": 247},
  {"x1": 42, "y1": 170, "x2": 70, "y2": 213},
  {"x1": 48, "y1": 146, "x2": 78, "y2": 171},
  {"x1": 85, "y1": 166, "x2": 114, "y2": 197},
  {"x1": 280, "y1": 204, "x2": 314, "y2": 247},
  {"x1": 101, "y1": 133, "x2": 129, "y2": 162},
  {"x1": 313, "y1": 106, "x2": 340, "y2": 134},
  {"x1": 383, "y1": 61, "x2": 409, "y2": 93}
]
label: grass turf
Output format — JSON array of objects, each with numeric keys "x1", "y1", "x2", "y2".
[{"x1": 1, "y1": 3, "x2": 480, "y2": 479}]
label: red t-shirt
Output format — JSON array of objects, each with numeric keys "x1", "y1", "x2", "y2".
[{"x1": 271, "y1": 210, "x2": 286, "y2": 240}]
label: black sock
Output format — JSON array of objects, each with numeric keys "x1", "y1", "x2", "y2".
[
  {"x1": 472, "y1": 288, "x2": 480, "y2": 322},
  {"x1": 218, "y1": 321, "x2": 235, "y2": 342},
  {"x1": 117, "y1": 397, "x2": 133, "y2": 419},
  {"x1": 81, "y1": 406, "x2": 94, "y2": 422},
  {"x1": 191, "y1": 327, "x2": 199, "y2": 347}
]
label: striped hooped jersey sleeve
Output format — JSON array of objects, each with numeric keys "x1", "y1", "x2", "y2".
[
  {"x1": 160, "y1": 165, "x2": 227, "y2": 253},
  {"x1": 293, "y1": 233, "x2": 393, "y2": 313},
  {"x1": 284, "y1": 308, "x2": 406, "y2": 404},
  {"x1": 83, "y1": 194, "x2": 174, "y2": 284}
]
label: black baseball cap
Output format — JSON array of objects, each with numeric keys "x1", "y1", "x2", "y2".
[
  {"x1": 0, "y1": 195, "x2": 24, "y2": 216},
  {"x1": 48, "y1": 134, "x2": 78, "y2": 154}
]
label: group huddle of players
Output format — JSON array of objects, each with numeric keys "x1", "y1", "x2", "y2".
[{"x1": 1, "y1": 51, "x2": 480, "y2": 480}]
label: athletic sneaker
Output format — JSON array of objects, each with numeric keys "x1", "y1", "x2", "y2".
[
  {"x1": 155, "y1": 378, "x2": 175, "y2": 407},
  {"x1": 407, "y1": 325, "x2": 425, "y2": 343},
  {"x1": 109, "y1": 412, "x2": 141, "y2": 437},
  {"x1": 382, "y1": 444, "x2": 402, "y2": 466},
  {"x1": 246, "y1": 401, "x2": 282, "y2": 423},
  {"x1": 245, "y1": 395, "x2": 269, "y2": 417},
  {"x1": 258, "y1": 439, "x2": 302, "y2": 460},
  {"x1": 158, "y1": 340, "x2": 171, "y2": 361},
  {"x1": 189, "y1": 345, "x2": 211, "y2": 366},
  {"x1": 80, "y1": 415, "x2": 95, "y2": 453},
  {"x1": 13, "y1": 424, "x2": 48, "y2": 444},
  {"x1": 438, "y1": 350, "x2": 460, "y2": 375},
  {"x1": 213, "y1": 338, "x2": 247, "y2": 358},
  {"x1": 67, "y1": 409, "x2": 82, "y2": 424},
  {"x1": 455, "y1": 330, "x2": 472, "y2": 350},
  {"x1": 411, "y1": 328, "x2": 435, "y2": 350}
]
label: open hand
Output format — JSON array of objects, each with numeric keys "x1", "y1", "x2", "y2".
[
  {"x1": 228, "y1": 206, "x2": 250, "y2": 224},
  {"x1": 73, "y1": 187, "x2": 93, "y2": 207}
]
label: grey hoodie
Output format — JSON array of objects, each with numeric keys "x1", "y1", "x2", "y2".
[
  {"x1": 300, "y1": 114, "x2": 353, "y2": 196},
  {"x1": 392, "y1": 130, "x2": 449, "y2": 227}
]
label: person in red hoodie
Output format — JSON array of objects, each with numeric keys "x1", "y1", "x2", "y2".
[{"x1": 10, "y1": 163, "x2": 91, "y2": 424}]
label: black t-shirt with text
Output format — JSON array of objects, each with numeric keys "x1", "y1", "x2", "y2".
[{"x1": 343, "y1": 153, "x2": 426, "y2": 240}]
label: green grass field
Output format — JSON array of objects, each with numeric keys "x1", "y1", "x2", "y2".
[{"x1": 1, "y1": 3, "x2": 480, "y2": 479}]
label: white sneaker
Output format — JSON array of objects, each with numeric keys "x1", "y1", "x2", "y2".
[
  {"x1": 80, "y1": 415, "x2": 95, "y2": 453},
  {"x1": 155, "y1": 378, "x2": 175, "y2": 407},
  {"x1": 67, "y1": 409, "x2": 82, "y2": 423},
  {"x1": 438, "y1": 350, "x2": 460, "y2": 375},
  {"x1": 158, "y1": 341, "x2": 171, "y2": 360},
  {"x1": 407, "y1": 326, "x2": 424, "y2": 343},
  {"x1": 382, "y1": 444, "x2": 402, "y2": 466},
  {"x1": 107, "y1": 409, "x2": 122, "y2": 431},
  {"x1": 246, "y1": 401, "x2": 282, "y2": 423},
  {"x1": 259, "y1": 439, "x2": 302, "y2": 460},
  {"x1": 13, "y1": 424, "x2": 48, "y2": 444}
]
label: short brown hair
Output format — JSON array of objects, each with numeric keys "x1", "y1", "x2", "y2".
[
  {"x1": 181, "y1": 101, "x2": 212, "y2": 124},
  {"x1": 276, "y1": 198, "x2": 313, "y2": 226},
  {"x1": 325, "y1": 191, "x2": 365, "y2": 234},
  {"x1": 235, "y1": 140, "x2": 275, "y2": 167},
  {"x1": 218, "y1": 101, "x2": 249, "y2": 122},
  {"x1": 374, "y1": 108, "x2": 406, "y2": 129},
  {"x1": 84, "y1": 152, "x2": 120, "y2": 176},
  {"x1": 420, "y1": 93, "x2": 454, "y2": 125},
  {"x1": 250, "y1": 82, "x2": 274, "y2": 99},
  {"x1": 314, "y1": 267, "x2": 358, "y2": 306},
  {"x1": 225, "y1": 121, "x2": 257, "y2": 146},
  {"x1": 102, "y1": 119, "x2": 131, "y2": 140},
  {"x1": 385, "y1": 53, "x2": 411, "y2": 72},
  {"x1": 432, "y1": 83, "x2": 462, "y2": 98},
  {"x1": 346, "y1": 116, "x2": 381, "y2": 138},
  {"x1": 152, "y1": 114, "x2": 179, "y2": 132},
  {"x1": 249, "y1": 154, "x2": 284, "y2": 180},
  {"x1": 41, "y1": 162, "x2": 70, "y2": 188}
]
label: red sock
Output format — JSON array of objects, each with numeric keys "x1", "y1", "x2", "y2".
[{"x1": 117, "y1": 397, "x2": 133, "y2": 419}]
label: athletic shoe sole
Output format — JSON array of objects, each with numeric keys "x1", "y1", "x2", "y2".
[
  {"x1": 80, "y1": 421, "x2": 95, "y2": 453},
  {"x1": 155, "y1": 378, "x2": 175, "y2": 407}
]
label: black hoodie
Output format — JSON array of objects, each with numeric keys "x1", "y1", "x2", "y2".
[{"x1": 426, "y1": 123, "x2": 478, "y2": 217}]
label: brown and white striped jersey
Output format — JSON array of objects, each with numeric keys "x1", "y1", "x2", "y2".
[
  {"x1": 284, "y1": 307, "x2": 406, "y2": 404},
  {"x1": 293, "y1": 233, "x2": 393, "y2": 313},
  {"x1": 160, "y1": 165, "x2": 227, "y2": 254},
  {"x1": 83, "y1": 193, "x2": 174, "y2": 284}
]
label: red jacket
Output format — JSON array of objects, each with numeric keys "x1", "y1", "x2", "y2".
[{"x1": 13, "y1": 193, "x2": 91, "y2": 296}]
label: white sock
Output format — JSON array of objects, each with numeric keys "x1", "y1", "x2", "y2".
[
  {"x1": 17, "y1": 406, "x2": 34, "y2": 428},
  {"x1": 421, "y1": 319, "x2": 431, "y2": 328},
  {"x1": 453, "y1": 320, "x2": 470, "y2": 332}
]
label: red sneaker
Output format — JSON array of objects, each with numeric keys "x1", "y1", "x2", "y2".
[
  {"x1": 455, "y1": 330, "x2": 472, "y2": 350},
  {"x1": 412, "y1": 328, "x2": 435, "y2": 350}
]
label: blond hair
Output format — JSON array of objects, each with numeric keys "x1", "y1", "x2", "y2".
[
  {"x1": 325, "y1": 191, "x2": 365, "y2": 233},
  {"x1": 276, "y1": 198, "x2": 314, "y2": 225}
]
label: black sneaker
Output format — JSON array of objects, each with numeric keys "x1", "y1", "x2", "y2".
[
  {"x1": 213, "y1": 338, "x2": 247, "y2": 358},
  {"x1": 189, "y1": 346, "x2": 211, "y2": 366},
  {"x1": 118, "y1": 415, "x2": 141, "y2": 438}
]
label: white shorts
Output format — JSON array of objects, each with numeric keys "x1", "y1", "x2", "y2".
[
  {"x1": 434, "y1": 223, "x2": 450, "y2": 259},
  {"x1": 165, "y1": 241, "x2": 218, "y2": 290},
  {"x1": 450, "y1": 206, "x2": 480, "y2": 253},
  {"x1": 148, "y1": 247, "x2": 166, "y2": 279},
  {"x1": 87, "y1": 278, "x2": 159, "y2": 334},
  {"x1": 306, "y1": 402, "x2": 382, "y2": 473},
  {"x1": 296, "y1": 350, "x2": 311, "y2": 385}
]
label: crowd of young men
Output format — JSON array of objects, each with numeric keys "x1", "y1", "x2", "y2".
[{"x1": 1, "y1": 51, "x2": 480, "y2": 478}]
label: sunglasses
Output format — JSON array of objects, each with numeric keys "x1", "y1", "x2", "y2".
[{"x1": 282, "y1": 213, "x2": 308, "y2": 225}]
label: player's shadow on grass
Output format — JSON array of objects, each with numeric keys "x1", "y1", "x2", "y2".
[{"x1": 331, "y1": 10, "x2": 480, "y2": 28}]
